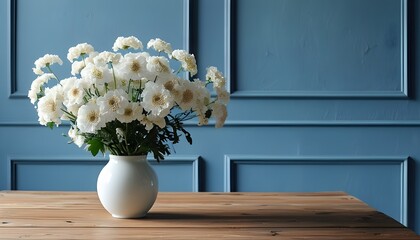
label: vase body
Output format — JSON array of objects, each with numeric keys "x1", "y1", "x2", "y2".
[{"x1": 97, "y1": 155, "x2": 158, "y2": 218}]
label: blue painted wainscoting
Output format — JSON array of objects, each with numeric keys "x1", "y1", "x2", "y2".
[{"x1": 1, "y1": 0, "x2": 420, "y2": 234}]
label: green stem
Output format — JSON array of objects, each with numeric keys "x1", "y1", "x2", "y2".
[
  {"x1": 81, "y1": 54, "x2": 86, "y2": 67},
  {"x1": 125, "y1": 123, "x2": 131, "y2": 155},
  {"x1": 127, "y1": 79, "x2": 132, "y2": 96},
  {"x1": 101, "y1": 127, "x2": 124, "y2": 155},
  {"x1": 174, "y1": 66, "x2": 183, "y2": 75},
  {"x1": 110, "y1": 63, "x2": 117, "y2": 89},
  {"x1": 61, "y1": 107, "x2": 77, "y2": 122},
  {"x1": 46, "y1": 65, "x2": 61, "y2": 85}
]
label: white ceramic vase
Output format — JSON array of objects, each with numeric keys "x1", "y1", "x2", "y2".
[{"x1": 97, "y1": 155, "x2": 158, "y2": 218}]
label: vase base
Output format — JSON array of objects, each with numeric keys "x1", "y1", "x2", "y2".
[{"x1": 111, "y1": 213, "x2": 147, "y2": 219}]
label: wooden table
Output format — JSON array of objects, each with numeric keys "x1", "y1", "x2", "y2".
[{"x1": 0, "y1": 191, "x2": 419, "y2": 239}]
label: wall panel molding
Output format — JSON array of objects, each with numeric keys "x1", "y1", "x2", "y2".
[
  {"x1": 225, "y1": 0, "x2": 408, "y2": 99},
  {"x1": 148, "y1": 154, "x2": 200, "y2": 192},
  {"x1": 183, "y1": 0, "x2": 191, "y2": 52},
  {"x1": 8, "y1": 155, "x2": 200, "y2": 192},
  {"x1": 7, "y1": 0, "x2": 16, "y2": 97},
  {"x1": 6, "y1": 120, "x2": 420, "y2": 127},
  {"x1": 224, "y1": 154, "x2": 408, "y2": 225}
]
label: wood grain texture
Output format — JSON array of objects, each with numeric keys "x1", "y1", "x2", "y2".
[{"x1": 0, "y1": 191, "x2": 418, "y2": 239}]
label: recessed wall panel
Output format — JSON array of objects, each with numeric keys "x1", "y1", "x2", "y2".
[
  {"x1": 225, "y1": 155, "x2": 407, "y2": 225},
  {"x1": 13, "y1": 160, "x2": 103, "y2": 191},
  {"x1": 11, "y1": 156, "x2": 200, "y2": 192},
  {"x1": 232, "y1": 0, "x2": 406, "y2": 97}
]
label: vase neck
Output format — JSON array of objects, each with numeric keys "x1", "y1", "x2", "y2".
[{"x1": 109, "y1": 155, "x2": 148, "y2": 162}]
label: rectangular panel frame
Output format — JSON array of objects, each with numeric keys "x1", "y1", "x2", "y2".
[
  {"x1": 224, "y1": 0, "x2": 408, "y2": 99},
  {"x1": 224, "y1": 154, "x2": 408, "y2": 225},
  {"x1": 8, "y1": 154, "x2": 200, "y2": 192}
]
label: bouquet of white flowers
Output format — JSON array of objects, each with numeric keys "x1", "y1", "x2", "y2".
[{"x1": 28, "y1": 36, "x2": 229, "y2": 161}]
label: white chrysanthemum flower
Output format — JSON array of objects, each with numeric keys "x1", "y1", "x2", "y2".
[
  {"x1": 151, "y1": 115, "x2": 166, "y2": 129},
  {"x1": 114, "y1": 52, "x2": 149, "y2": 81},
  {"x1": 192, "y1": 79, "x2": 211, "y2": 109},
  {"x1": 67, "y1": 43, "x2": 94, "y2": 62},
  {"x1": 28, "y1": 73, "x2": 55, "y2": 104},
  {"x1": 60, "y1": 77, "x2": 85, "y2": 106},
  {"x1": 211, "y1": 102, "x2": 227, "y2": 128},
  {"x1": 83, "y1": 51, "x2": 99, "y2": 65},
  {"x1": 112, "y1": 36, "x2": 143, "y2": 51},
  {"x1": 175, "y1": 80, "x2": 198, "y2": 111},
  {"x1": 140, "y1": 117, "x2": 154, "y2": 131},
  {"x1": 28, "y1": 90, "x2": 38, "y2": 105},
  {"x1": 146, "y1": 56, "x2": 171, "y2": 75},
  {"x1": 198, "y1": 115, "x2": 209, "y2": 126},
  {"x1": 33, "y1": 67, "x2": 43, "y2": 75},
  {"x1": 77, "y1": 101, "x2": 105, "y2": 133},
  {"x1": 216, "y1": 88, "x2": 230, "y2": 105},
  {"x1": 141, "y1": 115, "x2": 166, "y2": 131},
  {"x1": 71, "y1": 52, "x2": 98, "y2": 79},
  {"x1": 206, "y1": 66, "x2": 226, "y2": 89},
  {"x1": 45, "y1": 85, "x2": 64, "y2": 102},
  {"x1": 162, "y1": 77, "x2": 179, "y2": 89},
  {"x1": 195, "y1": 107, "x2": 209, "y2": 126},
  {"x1": 171, "y1": 49, "x2": 197, "y2": 76},
  {"x1": 80, "y1": 62, "x2": 113, "y2": 85},
  {"x1": 117, "y1": 102, "x2": 144, "y2": 123},
  {"x1": 147, "y1": 38, "x2": 172, "y2": 55},
  {"x1": 156, "y1": 77, "x2": 181, "y2": 99},
  {"x1": 60, "y1": 77, "x2": 78, "y2": 92},
  {"x1": 94, "y1": 51, "x2": 122, "y2": 65},
  {"x1": 141, "y1": 81, "x2": 174, "y2": 117},
  {"x1": 68, "y1": 127, "x2": 85, "y2": 147},
  {"x1": 96, "y1": 89, "x2": 129, "y2": 121},
  {"x1": 71, "y1": 61, "x2": 85, "y2": 76},
  {"x1": 33, "y1": 54, "x2": 63, "y2": 75},
  {"x1": 37, "y1": 85, "x2": 64, "y2": 126}
]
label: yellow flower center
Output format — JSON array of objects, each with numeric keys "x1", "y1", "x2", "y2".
[
  {"x1": 88, "y1": 111, "x2": 98, "y2": 123},
  {"x1": 92, "y1": 68, "x2": 103, "y2": 79},
  {"x1": 182, "y1": 89, "x2": 193, "y2": 104},
  {"x1": 164, "y1": 80, "x2": 175, "y2": 91},
  {"x1": 47, "y1": 100, "x2": 57, "y2": 112},
  {"x1": 124, "y1": 108, "x2": 133, "y2": 116},
  {"x1": 152, "y1": 94, "x2": 165, "y2": 106},
  {"x1": 70, "y1": 88, "x2": 79, "y2": 97},
  {"x1": 131, "y1": 61, "x2": 141, "y2": 73},
  {"x1": 108, "y1": 96, "x2": 119, "y2": 111}
]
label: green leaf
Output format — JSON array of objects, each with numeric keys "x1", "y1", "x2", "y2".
[
  {"x1": 181, "y1": 128, "x2": 193, "y2": 145},
  {"x1": 170, "y1": 124, "x2": 179, "y2": 144},
  {"x1": 205, "y1": 109, "x2": 212, "y2": 119},
  {"x1": 87, "y1": 138, "x2": 105, "y2": 156},
  {"x1": 46, "y1": 122, "x2": 55, "y2": 129}
]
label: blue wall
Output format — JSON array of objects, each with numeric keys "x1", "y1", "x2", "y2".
[{"x1": 1, "y1": 0, "x2": 420, "y2": 234}]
